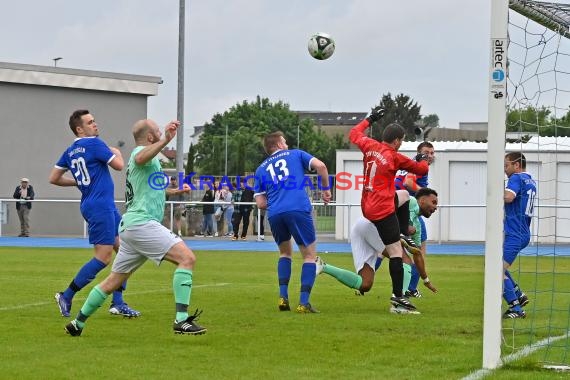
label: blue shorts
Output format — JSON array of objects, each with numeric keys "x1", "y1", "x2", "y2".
[
  {"x1": 268, "y1": 211, "x2": 316, "y2": 247},
  {"x1": 84, "y1": 208, "x2": 121, "y2": 246},
  {"x1": 503, "y1": 235, "x2": 530, "y2": 265},
  {"x1": 420, "y1": 217, "x2": 427, "y2": 243}
]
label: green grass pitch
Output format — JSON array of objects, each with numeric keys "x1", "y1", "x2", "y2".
[{"x1": 1, "y1": 247, "x2": 569, "y2": 379}]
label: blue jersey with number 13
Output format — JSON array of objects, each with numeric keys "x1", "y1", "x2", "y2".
[
  {"x1": 254, "y1": 149, "x2": 314, "y2": 218},
  {"x1": 55, "y1": 136, "x2": 116, "y2": 213},
  {"x1": 504, "y1": 172, "x2": 536, "y2": 238}
]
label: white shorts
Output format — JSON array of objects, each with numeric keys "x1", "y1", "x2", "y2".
[
  {"x1": 112, "y1": 220, "x2": 183, "y2": 274},
  {"x1": 350, "y1": 216, "x2": 386, "y2": 273}
]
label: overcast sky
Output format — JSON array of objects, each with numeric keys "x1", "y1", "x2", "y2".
[{"x1": 1, "y1": 0, "x2": 491, "y2": 150}]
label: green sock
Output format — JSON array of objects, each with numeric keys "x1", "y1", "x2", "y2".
[
  {"x1": 77, "y1": 285, "x2": 109, "y2": 328},
  {"x1": 173, "y1": 268, "x2": 193, "y2": 322},
  {"x1": 402, "y1": 263, "x2": 412, "y2": 293},
  {"x1": 323, "y1": 263, "x2": 363, "y2": 290}
]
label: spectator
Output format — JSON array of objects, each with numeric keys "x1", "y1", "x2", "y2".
[
  {"x1": 222, "y1": 184, "x2": 234, "y2": 237},
  {"x1": 198, "y1": 183, "x2": 215, "y2": 237},
  {"x1": 13, "y1": 177, "x2": 35, "y2": 237},
  {"x1": 164, "y1": 176, "x2": 189, "y2": 236},
  {"x1": 232, "y1": 179, "x2": 254, "y2": 241}
]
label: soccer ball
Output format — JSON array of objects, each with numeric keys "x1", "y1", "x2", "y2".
[{"x1": 308, "y1": 33, "x2": 335, "y2": 60}]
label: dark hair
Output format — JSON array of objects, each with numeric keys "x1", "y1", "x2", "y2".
[
  {"x1": 505, "y1": 152, "x2": 526, "y2": 169},
  {"x1": 170, "y1": 176, "x2": 177, "y2": 180},
  {"x1": 263, "y1": 131, "x2": 285, "y2": 154},
  {"x1": 415, "y1": 187, "x2": 438, "y2": 199},
  {"x1": 381, "y1": 123, "x2": 406, "y2": 143},
  {"x1": 69, "y1": 109, "x2": 90, "y2": 136},
  {"x1": 417, "y1": 141, "x2": 434, "y2": 152}
]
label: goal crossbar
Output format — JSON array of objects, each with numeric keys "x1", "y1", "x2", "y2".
[{"x1": 509, "y1": 0, "x2": 570, "y2": 39}]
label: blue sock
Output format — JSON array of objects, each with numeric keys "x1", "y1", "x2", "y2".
[
  {"x1": 504, "y1": 270, "x2": 522, "y2": 298},
  {"x1": 408, "y1": 264, "x2": 420, "y2": 291},
  {"x1": 112, "y1": 281, "x2": 127, "y2": 305},
  {"x1": 374, "y1": 257, "x2": 382, "y2": 271},
  {"x1": 277, "y1": 257, "x2": 292, "y2": 299},
  {"x1": 63, "y1": 258, "x2": 107, "y2": 301},
  {"x1": 503, "y1": 278, "x2": 522, "y2": 311},
  {"x1": 300, "y1": 262, "x2": 317, "y2": 305}
]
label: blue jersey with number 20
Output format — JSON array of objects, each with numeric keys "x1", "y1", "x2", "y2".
[
  {"x1": 55, "y1": 136, "x2": 116, "y2": 214},
  {"x1": 254, "y1": 149, "x2": 314, "y2": 218},
  {"x1": 504, "y1": 172, "x2": 536, "y2": 239}
]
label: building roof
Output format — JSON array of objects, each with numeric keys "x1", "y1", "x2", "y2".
[
  {"x1": 161, "y1": 147, "x2": 177, "y2": 160},
  {"x1": 296, "y1": 111, "x2": 367, "y2": 125},
  {"x1": 0, "y1": 61, "x2": 162, "y2": 95},
  {"x1": 191, "y1": 125, "x2": 204, "y2": 138},
  {"x1": 398, "y1": 136, "x2": 570, "y2": 152}
]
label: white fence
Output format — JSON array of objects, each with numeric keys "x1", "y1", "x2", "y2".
[{"x1": 2, "y1": 198, "x2": 564, "y2": 243}]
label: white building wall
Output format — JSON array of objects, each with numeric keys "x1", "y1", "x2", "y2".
[{"x1": 336, "y1": 140, "x2": 570, "y2": 243}]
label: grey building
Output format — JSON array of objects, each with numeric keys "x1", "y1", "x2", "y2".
[{"x1": 0, "y1": 62, "x2": 161, "y2": 236}]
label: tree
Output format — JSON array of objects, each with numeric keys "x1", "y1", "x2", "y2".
[
  {"x1": 421, "y1": 114, "x2": 440, "y2": 128},
  {"x1": 194, "y1": 96, "x2": 348, "y2": 175},
  {"x1": 506, "y1": 106, "x2": 570, "y2": 137},
  {"x1": 369, "y1": 93, "x2": 422, "y2": 141},
  {"x1": 185, "y1": 143, "x2": 196, "y2": 175}
]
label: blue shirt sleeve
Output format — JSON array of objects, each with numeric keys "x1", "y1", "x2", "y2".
[
  {"x1": 298, "y1": 150, "x2": 315, "y2": 171},
  {"x1": 92, "y1": 138, "x2": 115, "y2": 164},
  {"x1": 253, "y1": 167, "x2": 266, "y2": 195},
  {"x1": 506, "y1": 174, "x2": 521, "y2": 197},
  {"x1": 55, "y1": 150, "x2": 69, "y2": 170}
]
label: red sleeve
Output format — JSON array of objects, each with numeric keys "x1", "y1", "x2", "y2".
[
  {"x1": 349, "y1": 119, "x2": 371, "y2": 150},
  {"x1": 395, "y1": 153, "x2": 428, "y2": 175}
]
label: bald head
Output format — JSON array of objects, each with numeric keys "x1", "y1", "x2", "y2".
[
  {"x1": 133, "y1": 119, "x2": 150, "y2": 142},
  {"x1": 132, "y1": 119, "x2": 161, "y2": 145}
]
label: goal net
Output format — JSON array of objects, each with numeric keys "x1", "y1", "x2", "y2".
[{"x1": 485, "y1": 0, "x2": 570, "y2": 371}]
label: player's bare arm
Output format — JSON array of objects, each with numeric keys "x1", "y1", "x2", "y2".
[
  {"x1": 166, "y1": 183, "x2": 191, "y2": 196},
  {"x1": 108, "y1": 146, "x2": 124, "y2": 171},
  {"x1": 135, "y1": 121, "x2": 179, "y2": 166},
  {"x1": 412, "y1": 250, "x2": 437, "y2": 293},
  {"x1": 48, "y1": 167, "x2": 78, "y2": 187},
  {"x1": 255, "y1": 194, "x2": 267, "y2": 210},
  {"x1": 504, "y1": 189, "x2": 516, "y2": 203},
  {"x1": 310, "y1": 158, "x2": 332, "y2": 204}
]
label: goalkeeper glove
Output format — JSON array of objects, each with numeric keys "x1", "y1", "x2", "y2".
[
  {"x1": 366, "y1": 106, "x2": 385, "y2": 124},
  {"x1": 414, "y1": 153, "x2": 429, "y2": 162}
]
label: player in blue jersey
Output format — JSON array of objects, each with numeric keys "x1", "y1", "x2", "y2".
[
  {"x1": 49, "y1": 110, "x2": 140, "y2": 318},
  {"x1": 394, "y1": 142, "x2": 435, "y2": 196},
  {"x1": 502, "y1": 152, "x2": 536, "y2": 319},
  {"x1": 254, "y1": 131, "x2": 331, "y2": 313},
  {"x1": 64, "y1": 119, "x2": 205, "y2": 337}
]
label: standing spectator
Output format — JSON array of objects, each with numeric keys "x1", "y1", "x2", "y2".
[
  {"x1": 13, "y1": 177, "x2": 35, "y2": 237},
  {"x1": 255, "y1": 207, "x2": 266, "y2": 241},
  {"x1": 198, "y1": 183, "x2": 215, "y2": 237},
  {"x1": 232, "y1": 180, "x2": 254, "y2": 241},
  {"x1": 212, "y1": 181, "x2": 222, "y2": 237},
  {"x1": 222, "y1": 184, "x2": 234, "y2": 237},
  {"x1": 164, "y1": 176, "x2": 189, "y2": 236}
]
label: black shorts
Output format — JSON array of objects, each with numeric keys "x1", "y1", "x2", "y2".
[{"x1": 370, "y1": 212, "x2": 400, "y2": 246}]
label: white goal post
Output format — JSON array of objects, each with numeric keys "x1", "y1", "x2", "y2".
[
  {"x1": 483, "y1": 0, "x2": 509, "y2": 370},
  {"x1": 484, "y1": 0, "x2": 570, "y2": 371}
]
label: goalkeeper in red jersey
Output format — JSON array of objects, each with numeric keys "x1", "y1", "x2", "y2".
[{"x1": 349, "y1": 107, "x2": 428, "y2": 312}]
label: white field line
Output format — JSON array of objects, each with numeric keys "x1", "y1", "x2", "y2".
[
  {"x1": 461, "y1": 331, "x2": 570, "y2": 380},
  {"x1": 0, "y1": 283, "x2": 230, "y2": 312}
]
